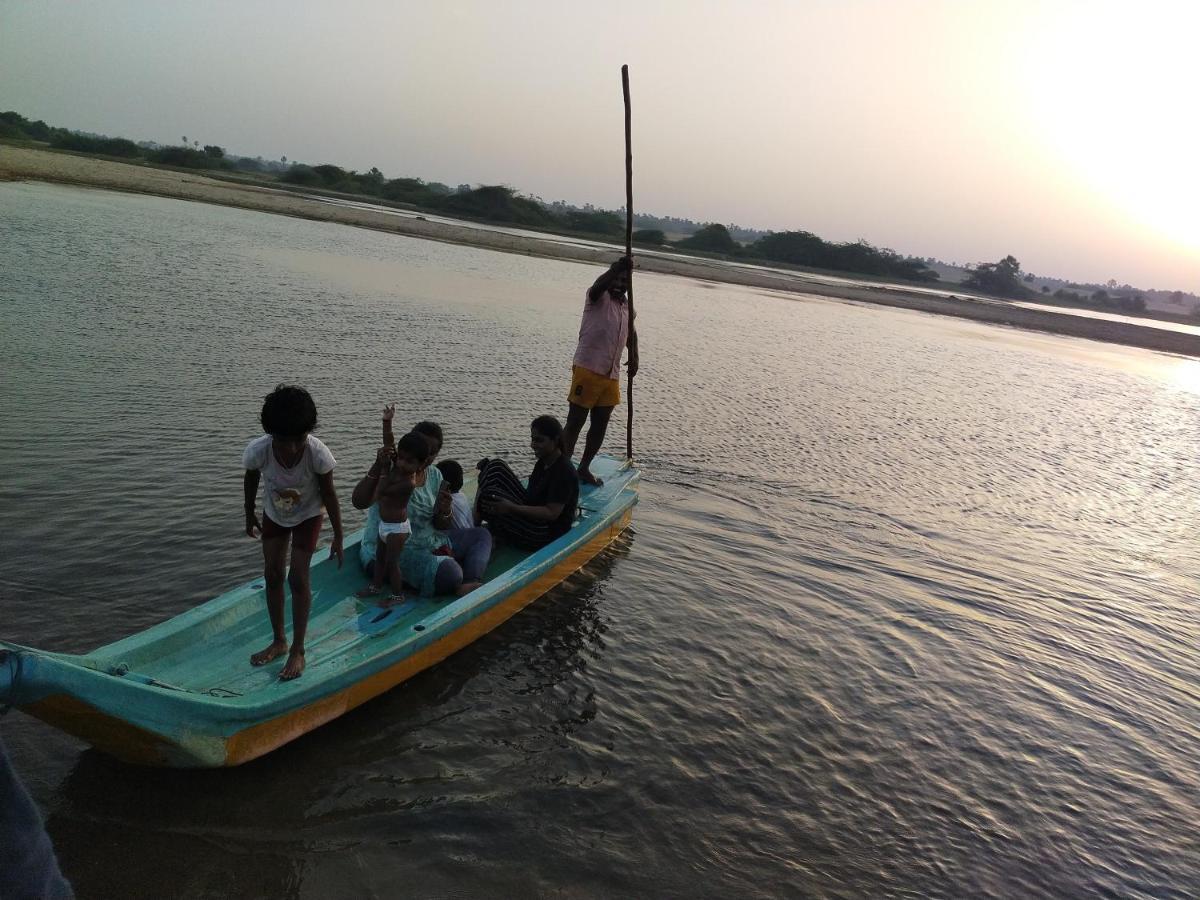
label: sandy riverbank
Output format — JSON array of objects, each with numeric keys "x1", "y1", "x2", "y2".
[{"x1": 4, "y1": 143, "x2": 1198, "y2": 358}]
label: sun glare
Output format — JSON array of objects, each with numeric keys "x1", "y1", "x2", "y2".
[
  {"x1": 1023, "y1": 5, "x2": 1200, "y2": 251},
  {"x1": 1166, "y1": 359, "x2": 1200, "y2": 395}
]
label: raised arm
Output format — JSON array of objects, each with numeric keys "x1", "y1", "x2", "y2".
[
  {"x1": 382, "y1": 403, "x2": 395, "y2": 449},
  {"x1": 351, "y1": 447, "x2": 391, "y2": 510},
  {"x1": 587, "y1": 256, "x2": 632, "y2": 302}
]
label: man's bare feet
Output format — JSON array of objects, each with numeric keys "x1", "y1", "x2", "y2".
[
  {"x1": 455, "y1": 581, "x2": 482, "y2": 598},
  {"x1": 279, "y1": 649, "x2": 306, "y2": 680},
  {"x1": 250, "y1": 640, "x2": 288, "y2": 667},
  {"x1": 578, "y1": 467, "x2": 603, "y2": 487},
  {"x1": 356, "y1": 584, "x2": 384, "y2": 598},
  {"x1": 380, "y1": 593, "x2": 406, "y2": 607}
]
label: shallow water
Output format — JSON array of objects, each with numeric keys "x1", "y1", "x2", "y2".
[
  {"x1": 302, "y1": 190, "x2": 1200, "y2": 338},
  {"x1": 2, "y1": 181, "x2": 1199, "y2": 898}
]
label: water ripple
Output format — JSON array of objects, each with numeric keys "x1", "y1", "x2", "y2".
[{"x1": 1, "y1": 182, "x2": 1198, "y2": 898}]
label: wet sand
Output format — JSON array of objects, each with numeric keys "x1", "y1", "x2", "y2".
[{"x1": 3, "y1": 143, "x2": 1197, "y2": 358}]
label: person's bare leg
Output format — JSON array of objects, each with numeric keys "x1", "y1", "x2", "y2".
[
  {"x1": 578, "y1": 405, "x2": 614, "y2": 486},
  {"x1": 381, "y1": 533, "x2": 407, "y2": 606},
  {"x1": 564, "y1": 401, "x2": 589, "y2": 458},
  {"x1": 356, "y1": 538, "x2": 388, "y2": 597},
  {"x1": 280, "y1": 547, "x2": 315, "y2": 680},
  {"x1": 251, "y1": 536, "x2": 290, "y2": 666}
]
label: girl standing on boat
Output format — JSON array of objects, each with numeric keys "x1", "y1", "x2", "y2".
[
  {"x1": 478, "y1": 415, "x2": 579, "y2": 550},
  {"x1": 564, "y1": 256, "x2": 639, "y2": 486},
  {"x1": 243, "y1": 384, "x2": 344, "y2": 681}
]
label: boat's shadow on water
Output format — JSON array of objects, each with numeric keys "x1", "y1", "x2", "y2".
[{"x1": 46, "y1": 535, "x2": 634, "y2": 900}]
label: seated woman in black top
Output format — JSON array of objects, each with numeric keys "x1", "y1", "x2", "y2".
[{"x1": 477, "y1": 415, "x2": 580, "y2": 550}]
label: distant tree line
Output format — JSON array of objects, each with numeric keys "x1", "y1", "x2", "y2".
[
  {"x1": 1, "y1": 111, "x2": 235, "y2": 171},
  {"x1": 628, "y1": 211, "x2": 767, "y2": 243},
  {"x1": 1051, "y1": 287, "x2": 1147, "y2": 313},
  {"x1": 0, "y1": 110, "x2": 950, "y2": 283},
  {"x1": 9, "y1": 109, "x2": 1194, "y2": 301},
  {"x1": 748, "y1": 229, "x2": 938, "y2": 281},
  {"x1": 1040, "y1": 280, "x2": 1199, "y2": 316},
  {"x1": 654, "y1": 223, "x2": 935, "y2": 281},
  {"x1": 279, "y1": 166, "x2": 625, "y2": 232}
]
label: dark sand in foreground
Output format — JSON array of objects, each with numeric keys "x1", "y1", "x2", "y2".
[{"x1": 3, "y1": 144, "x2": 1197, "y2": 358}]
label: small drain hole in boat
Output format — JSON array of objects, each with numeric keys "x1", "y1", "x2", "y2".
[{"x1": 413, "y1": 624, "x2": 425, "y2": 632}]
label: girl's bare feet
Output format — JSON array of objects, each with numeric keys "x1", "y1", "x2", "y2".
[
  {"x1": 455, "y1": 581, "x2": 482, "y2": 598},
  {"x1": 356, "y1": 584, "x2": 384, "y2": 598},
  {"x1": 250, "y1": 640, "x2": 288, "y2": 667},
  {"x1": 279, "y1": 650, "x2": 306, "y2": 680},
  {"x1": 381, "y1": 593, "x2": 406, "y2": 607}
]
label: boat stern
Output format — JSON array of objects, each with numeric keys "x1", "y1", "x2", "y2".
[{"x1": 0, "y1": 642, "x2": 228, "y2": 767}]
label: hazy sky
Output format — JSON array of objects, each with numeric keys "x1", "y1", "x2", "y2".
[{"x1": 2, "y1": 1, "x2": 1197, "y2": 291}]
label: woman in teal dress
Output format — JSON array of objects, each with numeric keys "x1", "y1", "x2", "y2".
[{"x1": 352, "y1": 420, "x2": 490, "y2": 597}]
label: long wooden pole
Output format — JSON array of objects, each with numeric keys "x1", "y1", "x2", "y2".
[{"x1": 623, "y1": 64, "x2": 634, "y2": 461}]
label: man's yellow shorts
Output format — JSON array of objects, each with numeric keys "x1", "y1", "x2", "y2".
[{"x1": 568, "y1": 365, "x2": 620, "y2": 409}]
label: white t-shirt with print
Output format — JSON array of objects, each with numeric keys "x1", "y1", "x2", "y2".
[{"x1": 242, "y1": 434, "x2": 336, "y2": 527}]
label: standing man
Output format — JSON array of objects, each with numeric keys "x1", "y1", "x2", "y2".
[{"x1": 564, "y1": 256, "x2": 639, "y2": 486}]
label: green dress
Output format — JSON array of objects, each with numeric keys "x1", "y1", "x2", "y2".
[{"x1": 359, "y1": 466, "x2": 450, "y2": 596}]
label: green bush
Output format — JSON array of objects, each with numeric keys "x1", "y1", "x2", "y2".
[
  {"x1": 437, "y1": 185, "x2": 556, "y2": 227},
  {"x1": 675, "y1": 223, "x2": 739, "y2": 254},
  {"x1": 963, "y1": 255, "x2": 1026, "y2": 297},
  {"x1": 0, "y1": 111, "x2": 51, "y2": 141},
  {"x1": 280, "y1": 164, "x2": 322, "y2": 186},
  {"x1": 750, "y1": 230, "x2": 937, "y2": 281},
  {"x1": 147, "y1": 145, "x2": 231, "y2": 169},
  {"x1": 563, "y1": 210, "x2": 623, "y2": 235},
  {"x1": 50, "y1": 132, "x2": 142, "y2": 157},
  {"x1": 381, "y1": 177, "x2": 432, "y2": 203},
  {"x1": 632, "y1": 228, "x2": 666, "y2": 245},
  {"x1": 311, "y1": 164, "x2": 346, "y2": 183}
]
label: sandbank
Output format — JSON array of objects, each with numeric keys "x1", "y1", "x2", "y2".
[{"x1": 3, "y1": 143, "x2": 1197, "y2": 359}]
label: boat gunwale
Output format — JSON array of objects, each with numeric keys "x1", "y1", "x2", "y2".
[{"x1": 2, "y1": 465, "x2": 639, "y2": 723}]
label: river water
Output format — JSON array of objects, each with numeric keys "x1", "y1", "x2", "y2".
[
  {"x1": 304, "y1": 191, "x2": 1200, "y2": 338},
  {"x1": 2, "y1": 182, "x2": 1198, "y2": 899}
]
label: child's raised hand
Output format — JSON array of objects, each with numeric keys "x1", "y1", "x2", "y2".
[{"x1": 382, "y1": 403, "x2": 395, "y2": 422}]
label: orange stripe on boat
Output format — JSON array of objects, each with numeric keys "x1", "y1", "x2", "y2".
[{"x1": 223, "y1": 510, "x2": 632, "y2": 766}]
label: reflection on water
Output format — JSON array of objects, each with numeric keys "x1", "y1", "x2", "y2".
[
  {"x1": 45, "y1": 541, "x2": 629, "y2": 900},
  {"x1": 2, "y1": 182, "x2": 1199, "y2": 898},
  {"x1": 1012, "y1": 299, "x2": 1200, "y2": 337},
  {"x1": 1165, "y1": 357, "x2": 1200, "y2": 394},
  {"x1": 303, "y1": 190, "x2": 1200, "y2": 338}
]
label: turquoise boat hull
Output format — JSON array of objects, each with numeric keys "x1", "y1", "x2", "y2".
[{"x1": 0, "y1": 455, "x2": 637, "y2": 767}]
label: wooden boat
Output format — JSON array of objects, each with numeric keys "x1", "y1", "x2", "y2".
[{"x1": 0, "y1": 455, "x2": 637, "y2": 768}]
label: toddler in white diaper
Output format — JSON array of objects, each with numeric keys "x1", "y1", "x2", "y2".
[{"x1": 356, "y1": 430, "x2": 426, "y2": 603}]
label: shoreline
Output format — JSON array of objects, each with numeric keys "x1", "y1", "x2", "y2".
[{"x1": 4, "y1": 143, "x2": 1198, "y2": 359}]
